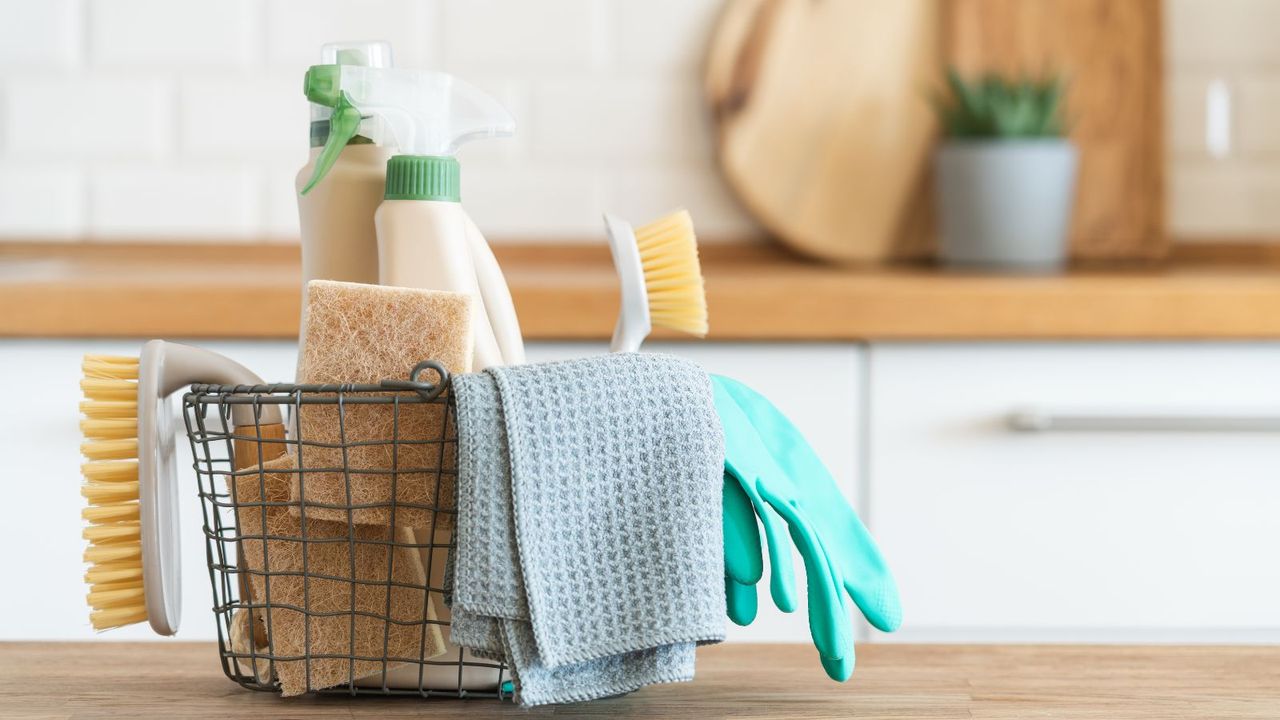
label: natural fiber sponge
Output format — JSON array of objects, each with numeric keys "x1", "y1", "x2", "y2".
[
  {"x1": 292, "y1": 279, "x2": 473, "y2": 530},
  {"x1": 235, "y1": 454, "x2": 448, "y2": 696}
]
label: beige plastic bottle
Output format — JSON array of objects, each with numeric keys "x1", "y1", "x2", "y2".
[
  {"x1": 294, "y1": 41, "x2": 394, "y2": 367},
  {"x1": 295, "y1": 143, "x2": 390, "y2": 291},
  {"x1": 376, "y1": 180, "x2": 505, "y2": 370}
]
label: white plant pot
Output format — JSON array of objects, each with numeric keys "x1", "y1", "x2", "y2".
[{"x1": 935, "y1": 139, "x2": 1078, "y2": 271}]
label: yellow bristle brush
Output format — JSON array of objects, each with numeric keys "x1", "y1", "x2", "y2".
[
  {"x1": 605, "y1": 208, "x2": 708, "y2": 352},
  {"x1": 81, "y1": 341, "x2": 285, "y2": 634}
]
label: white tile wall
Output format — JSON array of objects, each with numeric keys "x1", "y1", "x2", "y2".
[
  {"x1": 0, "y1": 0, "x2": 762, "y2": 242},
  {"x1": 1166, "y1": 0, "x2": 1280, "y2": 239},
  {"x1": 0, "y1": 0, "x2": 80, "y2": 67}
]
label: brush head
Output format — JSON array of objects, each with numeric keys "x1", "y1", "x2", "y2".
[
  {"x1": 80, "y1": 354, "x2": 146, "y2": 631},
  {"x1": 633, "y1": 209, "x2": 708, "y2": 339}
]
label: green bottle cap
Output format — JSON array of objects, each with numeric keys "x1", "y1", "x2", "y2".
[{"x1": 384, "y1": 155, "x2": 460, "y2": 202}]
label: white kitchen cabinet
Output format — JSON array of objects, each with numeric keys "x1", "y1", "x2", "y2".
[
  {"x1": 1, "y1": 339, "x2": 863, "y2": 646},
  {"x1": 868, "y1": 342, "x2": 1280, "y2": 643}
]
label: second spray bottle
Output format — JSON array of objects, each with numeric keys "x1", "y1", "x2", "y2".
[{"x1": 295, "y1": 40, "x2": 525, "y2": 372}]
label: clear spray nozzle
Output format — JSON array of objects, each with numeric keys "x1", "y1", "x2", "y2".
[{"x1": 301, "y1": 66, "x2": 515, "y2": 194}]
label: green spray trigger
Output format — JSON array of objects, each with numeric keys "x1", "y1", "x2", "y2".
[{"x1": 300, "y1": 94, "x2": 361, "y2": 194}]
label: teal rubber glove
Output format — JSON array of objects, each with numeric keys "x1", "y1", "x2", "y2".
[
  {"x1": 713, "y1": 374, "x2": 903, "y2": 680},
  {"x1": 715, "y1": 378, "x2": 853, "y2": 676},
  {"x1": 723, "y1": 474, "x2": 761, "y2": 625}
]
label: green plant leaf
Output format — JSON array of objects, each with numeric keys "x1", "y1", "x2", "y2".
[{"x1": 930, "y1": 67, "x2": 1067, "y2": 139}]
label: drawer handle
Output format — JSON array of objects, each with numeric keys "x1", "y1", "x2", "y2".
[{"x1": 1008, "y1": 408, "x2": 1280, "y2": 433}]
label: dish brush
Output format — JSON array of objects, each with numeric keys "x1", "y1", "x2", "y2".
[
  {"x1": 605, "y1": 209, "x2": 708, "y2": 353},
  {"x1": 81, "y1": 340, "x2": 285, "y2": 635}
]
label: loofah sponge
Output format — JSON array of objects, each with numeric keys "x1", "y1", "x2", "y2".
[
  {"x1": 292, "y1": 279, "x2": 473, "y2": 530},
  {"x1": 235, "y1": 453, "x2": 448, "y2": 696}
]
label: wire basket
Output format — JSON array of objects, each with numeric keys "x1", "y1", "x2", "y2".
[{"x1": 182, "y1": 360, "x2": 509, "y2": 698}]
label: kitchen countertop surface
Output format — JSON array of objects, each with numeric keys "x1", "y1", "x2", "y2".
[
  {"x1": 6, "y1": 241, "x2": 1280, "y2": 340},
  {"x1": 3, "y1": 642, "x2": 1278, "y2": 718}
]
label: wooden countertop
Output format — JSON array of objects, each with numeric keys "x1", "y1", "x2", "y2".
[
  {"x1": 4, "y1": 642, "x2": 1277, "y2": 718},
  {"x1": 6, "y1": 241, "x2": 1280, "y2": 340}
]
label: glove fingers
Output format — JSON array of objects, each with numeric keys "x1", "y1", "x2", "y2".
[
  {"x1": 722, "y1": 472, "x2": 763, "y2": 585},
  {"x1": 725, "y1": 574, "x2": 758, "y2": 626},
  {"x1": 759, "y1": 483, "x2": 853, "y2": 665},
  {"x1": 821, "y1": 651, "x2": 854, "y2": 682},
  {"x1": 754, "y1": 492, "x2": 798, "y2": 613},
  {"x1": 846, "y1": 573, "x2": 903, "y2": 633},
  {"x1": 719, "y1": 374, "x2": 903, "y2": 635},
  {"x1": 836, "y1": 512, "x2": 902, "y2": 632}
]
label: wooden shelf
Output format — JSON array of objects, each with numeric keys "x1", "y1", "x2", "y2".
[{"x1": 5, "y1": 241, "x2": 1280, "y2": 340}]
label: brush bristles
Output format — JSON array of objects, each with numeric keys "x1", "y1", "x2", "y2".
[
  {"x1": 634, "y1": 209, "x2": 708, "y2": 337},
  {"x1": 85, "y1": 563, "x2": 142, "y2": 585},
  {"x1": 83, "y1": 504, "x2": 140, "y2": 524},
  {"x1": 81, "y1": 353, "x2": 146, "y2": 631},
  {"x1": 81, "y1": 417, "x2": 137, "y2": 440},
  {"x1": 91, "y1": 606, "x2": 148, "y2": 629},
  {"x1": 82, "y1": 358, "x2": 138, "y2": 380}
]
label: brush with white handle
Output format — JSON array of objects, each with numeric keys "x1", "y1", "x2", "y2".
[
  {"x1": 605, "y1": 209, "x2": 708, "y2": 353},
  {"x1": 81, "y1": 340, "x2": 285, "y2": 635}
]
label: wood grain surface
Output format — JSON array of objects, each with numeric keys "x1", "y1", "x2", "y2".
[
  {"x1": 2, "y1": 642, "x2": 1278, "y2": 719},
  {"x1": 943, "y1": 0, "x2": 1166, "y2": 260},
  {"x1": 706, "y1": 0, "x2": 941, "y2": 263},
  {"x1": 707, "y1": 0, "x2": 1164, "y2": 264},
  {"x1": 6, "y1": 241, "x2": 1280, "y2": 341}
]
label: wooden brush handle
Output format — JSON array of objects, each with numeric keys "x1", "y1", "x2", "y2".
[
  {"x1": 231, "y1": 421, "x2": 288, "y2": 648},
  {"x1": 232, "y1": 422, "x2": 288, "y2": 471}
]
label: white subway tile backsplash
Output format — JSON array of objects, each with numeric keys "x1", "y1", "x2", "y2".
[
  {"x1": 613, "y1": 0, "x2": 721, "y2": 72},
  {"x1": 442, "y1": 0, "x2": 603, "y2": 71},
  {"x1": 604, "y1": 167, "x2": 763, "y2": 241},
  {"x1": 89, "y1": 0, "x2": 257, "y2": 67},
  {"x1": 4, "y1": 77, "x2": 171, "y2": 160},
  {"x1": 89, "y1": 165, "x2": 261, "y2": 239},
  {"x1": 0, "y1": 0, "x2": 80, "y2": 67},
  {"x1": 265, "y1": 0, "x2": 436, "y2": 70},
  {"x1": 1166, "y1": 0, "x2": 1280, "y2": 69},
  {"x1": 1166, "y1": 74, "x2": 1215, "y2": 160},
  {"x1": 1235, "y1": 76, "x2": 1280, "y2": 157},
  {"x1": 0, "y1": 0, "x2": 764, "y2": 240},
  {"x1": 531, "y1": 79, "x2": 706, "y2": 165},
  {"x1": 264, "y1": 164, "x2": 301, "y2": 239},
  {"x1": 464, "y1": 164, "x2": 604, "y2": 239},
  {"x1": 180, "y1": 76, "x2": 309, "y2": 162},
  {"x1": 0, "y1": 166, "x2": 84, "y2": 237},
  {"x1": 1169, "y1": 162, "x2": 1280, "y2": 238}
]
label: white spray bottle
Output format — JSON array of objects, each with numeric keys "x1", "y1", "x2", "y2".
[{"x1": 302, "y1": 65, "x2": 524, "y2": 370}]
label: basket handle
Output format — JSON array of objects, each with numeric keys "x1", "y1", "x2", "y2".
[{"x1": 379, "y1": 359, "x2": 451, "y2": 401}]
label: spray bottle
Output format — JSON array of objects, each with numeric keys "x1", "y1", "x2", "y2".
[
  {"x1": 301, "y1": 65, "x2": 525, "y2": 370},
  {"x1": 295, "y1": 42, "x2": 395, "y2": 301}
]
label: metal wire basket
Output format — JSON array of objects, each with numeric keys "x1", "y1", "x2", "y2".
[{"x1": 182, "y1": 360, "x2": 509, "y2": 698}]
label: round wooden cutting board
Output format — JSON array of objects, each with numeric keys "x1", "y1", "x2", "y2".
[{"x1": 706, "y1": 0, "x2": 940, "y2": 263}]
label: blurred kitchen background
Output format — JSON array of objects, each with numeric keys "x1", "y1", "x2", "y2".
[
  {"x1": 3, "y1": 0, "x2": 1280, "y2": 649},
  {"x1": 0, "y1": 0, "x2": 759, "y2": 241},
  {"x1": 1, "y1": 0, "x2": 1274, "y2": 243}
]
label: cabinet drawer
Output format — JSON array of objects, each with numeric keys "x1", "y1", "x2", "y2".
[{"x1": 869, "y1": 343, "x2": 1280, "y2": 641}]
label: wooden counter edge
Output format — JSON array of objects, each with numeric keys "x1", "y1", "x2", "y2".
[{"x1": 6, "y1": 240, "x2": 1280, "y2": 340}]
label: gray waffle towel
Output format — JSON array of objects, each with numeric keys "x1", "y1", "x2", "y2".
[{"x1": 448, "y1": 352, "x2": 726, "y2": 706}]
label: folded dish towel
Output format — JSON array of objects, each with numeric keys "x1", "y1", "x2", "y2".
[{"x1": 447, "y1": 352, "x2": 726, "y2": 706}]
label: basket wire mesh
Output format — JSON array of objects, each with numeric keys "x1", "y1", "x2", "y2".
[{"x1": 182, "y1": 360, "x2": 508, "y2": 698}]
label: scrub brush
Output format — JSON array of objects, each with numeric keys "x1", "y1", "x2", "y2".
[
  {"x1": 605, "y1": 209, "x2": 708, "y2": 352},
  {"x1": 81, "y1": 340, "x2": 286, "y2": 634}
]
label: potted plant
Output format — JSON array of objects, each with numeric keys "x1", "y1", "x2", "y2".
[{"x1": 933, "y1": 70, "x2": 1077, "y2": 270}]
